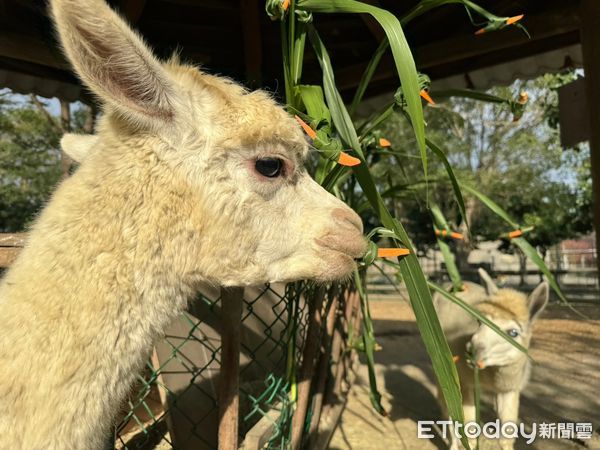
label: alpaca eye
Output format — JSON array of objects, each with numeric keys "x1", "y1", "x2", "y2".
[
  {"x1": 507, "y1": 328, "x2": 519, "y2": 338},
  {"x1": 255, "y1": 158, "x2": 283, "y2": 178}
]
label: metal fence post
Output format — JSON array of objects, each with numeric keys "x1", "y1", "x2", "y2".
[{"x1": 218, "y1": 286, "x2": 245, "y2": 450}]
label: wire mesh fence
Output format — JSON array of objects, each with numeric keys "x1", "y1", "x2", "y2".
[
  {"x1": 109, "y1": 281, "x2": 359, "y2": 450},
  {"x1": 0, "y1": 233, "x2": 362, "y2": 450}
]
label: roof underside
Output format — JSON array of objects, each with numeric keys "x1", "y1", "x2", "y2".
[{"x1": 0, "y1": 0, "x2": 581, "y2": 102}]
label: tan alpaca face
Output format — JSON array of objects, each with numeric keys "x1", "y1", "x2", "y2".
[
  {"x1": 469, "y1": 315, "x2": 527, "y2": 368},
  {"x1": 468, "y1": 281, "x2": 549, "y2": 368},
  {"x1": 52, "y1": 0, "x2": 366, "y2": 286}
]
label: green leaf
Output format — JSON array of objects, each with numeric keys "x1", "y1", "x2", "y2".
[
  {"x1": 427, "y1": 138, "x2": 468, "y2": 230},
  {"x1": 512, "y1": 237, "x2": 581, "y2": 314},
  {"x1": 460, "y1": 183, "x2": 519, "y2": 228},
  {"x1": 349, "y1": 0, "x2": 521, "y2": 115},
  {"x1": 430, "y1": 88, "x2": 528, "y2": 121},
  {"x1": 430, "y1": 204, "x2": 464, "y2": 292},
  {"x1": 296, "y1": 85, "x2": 331, "y2": 126},
  {"x1": 355, "y1": 269, "x2": 386, "y2": 415},
  {"x1": 307, "y1": 25, "x2": 467, "y2": 438},
  {"x1": 298, "y1": 0, "x2": 427, "y2": 178}
]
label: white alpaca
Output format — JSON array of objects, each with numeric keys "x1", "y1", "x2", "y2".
[
  {"x1": 0, "y1": 1, "x2": 366, "y2": 448},
  {"x1": 434, "y1": 269, "x2": 549, "y2": 450}
]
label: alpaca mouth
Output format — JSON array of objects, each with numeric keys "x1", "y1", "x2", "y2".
[{"x1": 315, "y1": 236, "x2": 367, "y2": 260}]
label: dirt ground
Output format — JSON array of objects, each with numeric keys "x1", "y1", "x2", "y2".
[{"x1": 329, "y1": 301, "x2": 600, "y2": 450}]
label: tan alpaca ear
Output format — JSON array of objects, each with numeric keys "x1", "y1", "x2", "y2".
[
  {"x1": 50, "y1": 0, "x2": 177, "y2": 125},
  {"x1": 60, "y1": 133, "x2": 98, "y2": 163},
  {"x1": 528, "y1": 282, "x2": 549, "y2": 322},
  {"x1": 478, "y1": 268, "x2": 498, "y2": 296}
]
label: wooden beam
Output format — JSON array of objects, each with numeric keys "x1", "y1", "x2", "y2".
[
  {"x1": 159, "y1": 0, "x2": 237, "y2": 10},
  {"x1": 0, "y1": 233, "x2": 26, "y2": 247},
  {"x1": 580, "y1": 0, "x2": 600, "y2": 277},
  {"x1": 0, "y1": 233, "x2": 26, "y2": 269},
  {"x1": 240, "y1": 0, "x2": 262, "y2": 85},
  {"x1": 0, "y1": 31, "x2": 69, "y2": 70}
]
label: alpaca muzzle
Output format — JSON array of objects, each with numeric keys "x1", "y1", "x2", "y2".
[{"x1": 315, "y1": 208, "x2": 367, "y2": 259}]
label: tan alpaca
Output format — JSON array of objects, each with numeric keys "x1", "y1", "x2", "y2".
[
  {"x1": 0, "y1": 1, "x2": 366, "y2": 448},
  {"x1": 434, "y1": 269, "x2": 549, "y2": 450}
]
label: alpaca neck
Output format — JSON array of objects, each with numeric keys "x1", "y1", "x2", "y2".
[{"x1": 0, "y1": 152, "x2": 201, "y2": 448}]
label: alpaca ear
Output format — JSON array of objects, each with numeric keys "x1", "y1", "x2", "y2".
[
  {"x1": 528, "y1": 282, "x2": 549, "y2": 322},
  {"x1": 478, "y1": 268, "x2": 498, "y2": 296},
  {"x1": 60, "y1": 134, "x2": 98, "y2": 163},
  {"x1": 50, "y1": 0, "x2": 177, "y2": 126}
]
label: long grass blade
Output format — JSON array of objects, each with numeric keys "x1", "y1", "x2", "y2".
[
  {"x1": 460, "y1": 182, "x2": 579, "y2": 314},
  {"x1": 427, "y1": 138, "x2": 468, "y2": 230},
  {"x1": 354, "y1": 269, "x2": 386, "y2": 414},
  {"x1": 298, "y1": 0, "x2": 427, "y2": 177},
  {"x1": 460, "y1": 183, "x2": 518, "y2": 228},
  {"x1": 429, "y1": 282, "x2": 529, "y2": 355},
  {"x1": 307, "y1": 25, "x2": 468, "y2": 441},
  {"x1": 430, "y1": 204, "x2": 464, "y2": 292}
]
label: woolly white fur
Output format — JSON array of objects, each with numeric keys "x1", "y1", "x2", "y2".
[{"x1": 0, "y1": 1, "x2": 366, "y2": 448}]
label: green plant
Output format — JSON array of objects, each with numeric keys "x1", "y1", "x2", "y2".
[{"x1": 265, "y1": 0, "x2": 573, "y2": 447}]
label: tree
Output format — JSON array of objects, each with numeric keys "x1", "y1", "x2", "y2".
[
  {"x1": 370, "y1": 72, "x2": 593, "y2": 261},
  {"x1": 0, "y1": 90, "x2": 95, "y2": 232}
]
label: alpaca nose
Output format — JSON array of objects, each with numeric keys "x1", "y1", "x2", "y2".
[{"x1": 332, "y1": 208, "x2": 364, "y2": 234}]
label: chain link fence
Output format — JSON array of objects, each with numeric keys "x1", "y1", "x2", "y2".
[
  {"x1": 109, "y1": 282, "x2": 360, "y2": 450},
  {"x1": 0, "y1": 234, "x2": 361, "y2": 450}
]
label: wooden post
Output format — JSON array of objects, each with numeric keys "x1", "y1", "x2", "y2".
[
  {"x1": 307, "y1": 291, "x2": 339, "y2": 447},
  {"x1": 290, "y1": 286, "x2": 326, "y2": 450},
  {"x1": 333, "y1": 289, "x2": 358, "y2": 397},
  {"x1": 218, "y1": 286, "x2": 244, "y2": 450},
  {"x1": 150, "y1": 349, "x2": 178, "y2": 447},
  {"x1": 580, "y1": 0, "x2": 600, "y2": 277}
]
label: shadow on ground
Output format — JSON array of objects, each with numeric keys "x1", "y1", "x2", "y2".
[{"x1": 329, "y1": 302, "x2": 600, "y2": 450}]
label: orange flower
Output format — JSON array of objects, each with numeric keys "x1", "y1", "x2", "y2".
[
  {"x1": 338, "y1": 152, "x2": 361, "y2": 167},
  {"x1": 508, "y1": 230, "x2": 523, "y2": 239},
  {"x1": 379, "y1": 137, "x2": 391, "y2": 147},
  {"x1": 476, "y1": 360, "x2": 485, "y2": 369},
  {"x1": 377, "y1": 248, "x2": 410, "y2": 258},
  {"x1": 453, "y1": 355, "x2": 460, "y2": 363},
  {"x1": 294, "y1": 115, "x2": 317, "y2": 140},
  {"x1": 420, "y1": 89, "x2": 435, "y2": 105},
  {"x1": 506, "y1": 14, "x2": 524, "y2": 25},
  {"x1": 282, "y1": 0, "x2": 290, "y2": 11},
  {"x1": 474, "y1": 27, "x2": 486, "y2": 35},
  {"x1": 436, "y1": 229, "x2": 463, "y2": 240}
]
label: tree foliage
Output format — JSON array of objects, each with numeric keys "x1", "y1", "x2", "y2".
[
  {"x1": 0, "y1": 90, "x2": 92, "y2": 232},
  {"x1": 0, "y1": 95, "x2": 62, "y2": 231},
  {"x1": 372, "y1": 73, "x2": 592, "y2": 254}
]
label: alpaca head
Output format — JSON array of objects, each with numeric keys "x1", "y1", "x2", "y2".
[
  {"x1": 51, "y1": 0, "x2": 366, "y2": 286},
  {"x1": 468, "y1": 269, "x2": 549, "y2": 368}
]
